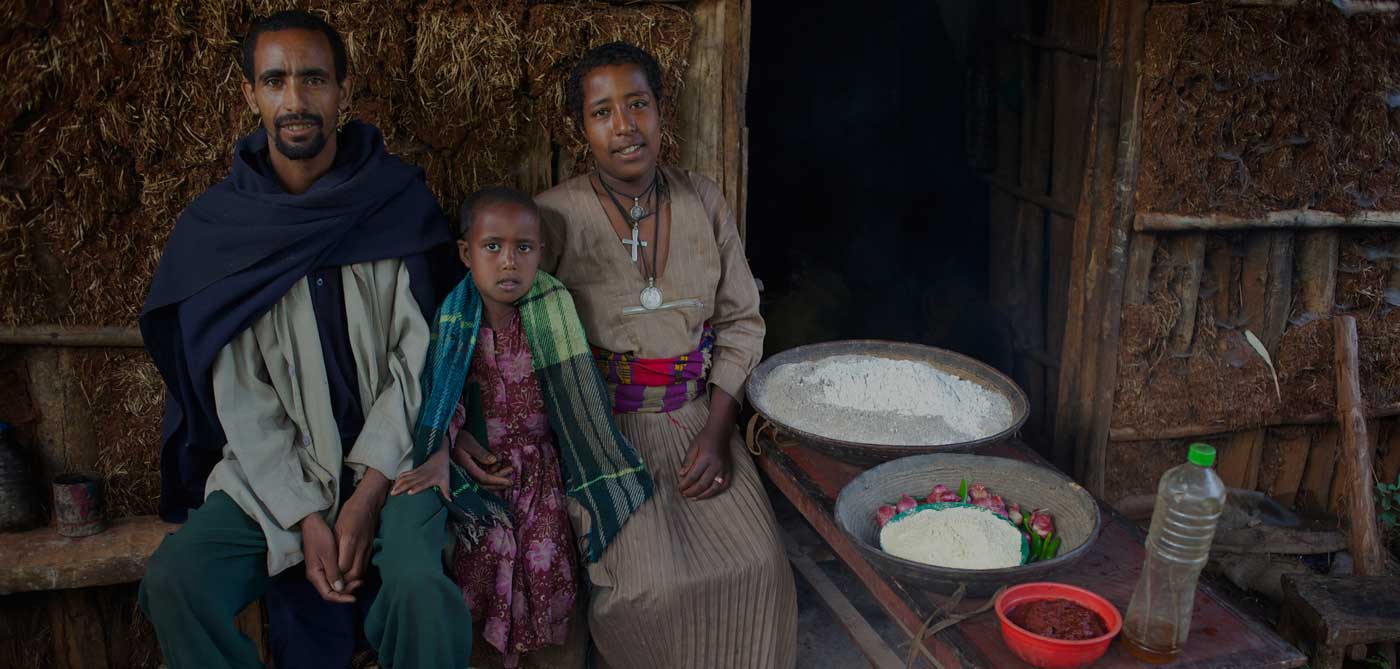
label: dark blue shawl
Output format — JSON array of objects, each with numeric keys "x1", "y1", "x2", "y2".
[{"x1": 140, "y1": 121, "x2": 454, "y2": 522}]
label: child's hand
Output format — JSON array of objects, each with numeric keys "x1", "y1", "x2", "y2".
[
  {"x1": 453, "y1": 433, "x2": 515, "y2": 491},
  {"x1": 390, "y1": 447, "x2": 451, "y2": 501}
]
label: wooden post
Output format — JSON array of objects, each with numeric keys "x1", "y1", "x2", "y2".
[
  {"x1": 1054, "y1": 0, "x2": 1149, "y2": 493},
  {"x1": 1334, "y1": 315, "x2": 1384, "y2": 576}
]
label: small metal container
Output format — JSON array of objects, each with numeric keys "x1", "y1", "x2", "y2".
[{"x1": 53, "y1": 472, "x2": 105, "y2": 537}]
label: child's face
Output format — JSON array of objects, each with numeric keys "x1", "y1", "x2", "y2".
[{"x1": 457, "y1": 201, "x2": 543, "y2": 307}]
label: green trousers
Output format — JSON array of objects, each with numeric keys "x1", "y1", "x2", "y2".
[{"x1": 138, "y1": 491, "x2": 473, "y2": 668}]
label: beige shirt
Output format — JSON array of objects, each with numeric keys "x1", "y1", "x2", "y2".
[
  {"x1": 536, "y1": 167, "x2": 764, "y2": 401},
  {"x1": 205, "y1": 258, "x2": 428, "y2": 575}
]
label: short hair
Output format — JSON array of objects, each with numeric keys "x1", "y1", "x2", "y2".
[
  {"x1": 565, "y1": 42, "x2": 665, "y2": 129},
  {"x1": 458, "y1": 186, "x2": 542, "y2": 238},
  {"x1": 241, "y1": 10, "x2": 348, "y2": 84}
]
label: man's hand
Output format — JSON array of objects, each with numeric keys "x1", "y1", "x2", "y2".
[
  {"x1": 391, "y1": 447, "x2": 453, "y2": 501},
  {"x1": 300, "y1": 511, "x2": 355, "y2": 604},
  {"x1": 678, "y1": 424, "x2": 733, "y2": 500},
  {"x1": 451, "y1": 433, "x2": 514, "y2": 491},
  {"x1": 334, "y1": 467, "x2": 389, "y2": 594}
]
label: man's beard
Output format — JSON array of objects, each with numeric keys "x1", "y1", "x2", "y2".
[{"x1": 272, "y1": 113, "x2": 328, "y2": 160}]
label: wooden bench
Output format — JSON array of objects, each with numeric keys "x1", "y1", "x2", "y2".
[
  {"x1": 1279, "y1": 574, "x2": 1400, "y2": 669},
  {"x1": 0, "y1": 516, "x2": 268, "y2": 668}
]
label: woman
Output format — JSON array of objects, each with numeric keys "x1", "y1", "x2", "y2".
[{"x1": 534, "y1": 42, "x2": 797, "y2": 668}]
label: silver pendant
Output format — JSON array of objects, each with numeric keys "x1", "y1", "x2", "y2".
[
  {"x1": 640, "y1": 282, "x2": 663, "y2": 310},
  {"x1": 630, "y1": 201, "x2": 646, "y2": 221}
]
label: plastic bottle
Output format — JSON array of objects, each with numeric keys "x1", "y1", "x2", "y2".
[{"x1": 1121, "y1": 443, "x2": 1227, "y2": 663}]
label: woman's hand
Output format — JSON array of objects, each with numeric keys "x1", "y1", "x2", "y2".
[
  {"x1": 452, "y1": 433, "x2": 515, "y2": 492},
  {"x1": 678, "y1": 424, "x2": 733, "y2": 499},
  {"x1": 390, "y1": 447, "x2": 451, "y2": 501}
]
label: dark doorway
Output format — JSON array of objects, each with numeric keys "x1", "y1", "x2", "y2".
[{"x1": 746, "y1": 1, "x2": 1015, "y2": 375}]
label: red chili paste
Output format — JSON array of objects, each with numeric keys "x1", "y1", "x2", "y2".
[{"x1": 1007, "y1": 598, "x2": 1108, "y2": 640}]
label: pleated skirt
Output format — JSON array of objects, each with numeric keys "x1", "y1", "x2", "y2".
[{"x1": 584, "y1": 397, "x2": 798, "y2": 669}]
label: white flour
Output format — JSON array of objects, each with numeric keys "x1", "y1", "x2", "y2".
[
  {"x1": 880, "y1": 505, "x2": 1024, "y2": 569},
  {"x1": 758, "y1": 355, "x2": 1012, "y2": 445}
]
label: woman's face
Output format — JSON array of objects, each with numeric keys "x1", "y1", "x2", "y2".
[{"x1": 580, "y1": 63, "x2": 661, "y2": 183}]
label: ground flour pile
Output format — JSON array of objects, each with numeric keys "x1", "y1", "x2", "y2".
[
  {"x1": 758, "y1": 355, "x2": 1012, "y2": 445},
  {"x1": 880, "y1": 506, "x2": 1024, "y2": 569}
]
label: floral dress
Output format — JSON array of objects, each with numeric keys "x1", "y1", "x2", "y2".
[{"x1": 447, "y1": 312, "x2": 578, "y2": 667}]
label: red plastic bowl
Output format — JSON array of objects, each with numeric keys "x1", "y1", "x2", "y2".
[{"x1": 995, "y1": 582, "x2": 1122, "y2": 668}]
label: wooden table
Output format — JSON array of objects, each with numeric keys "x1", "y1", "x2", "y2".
[{"x1": 756, "y1": 439, "x2": 1308, "y2": 669}]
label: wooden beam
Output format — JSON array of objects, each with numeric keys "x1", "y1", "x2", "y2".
[
  {"x1": 974, "y1": 172, "x2": 1075, "y2": 217},
  {"x1": 1334, "y1": 315, "x2": 1385, "y2": 576},
  {"x1": 0, "y1": 327, "x2": 143, "y2": 348},
  {"x1": 1268, "y1": 428, "x2": 1313, "y2": 508},
  {"x1": 781, "y1": 532, "x2": 904, "y2": 669},
  {"x1": 1137, "y1": 210, "x2": 1400, "y2": 232},
  {"x1": 1107, "y1": 402, "x2": 1400, "y2": 441},
  {"x1": 1122, "y1": 233, "x2": 1156, "y2": 306},
  {"x1": 1009, "y1": 33, "x2": 1096, "y2": 60},
  {"x1": 1057, "y1": 0, "x2": 1150, "y2": 494}
]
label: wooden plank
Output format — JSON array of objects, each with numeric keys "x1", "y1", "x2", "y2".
[
  {"x1": 0, "y1": 327, "x2": 143, "y2": 347},
  {"x1": 1045, "y1": 21, "x2": 1098, "y2": 441},
  {"x1": 1052, "y1": 0, "x2": 1118, "y2": 475},
  {"x1": 49, "y1": 589, "x2": 110, "y2": 669},
  {"x1": 1334, "y1": 316, "x2": 1385, "y2": 575},
  {"x1": 235, "y1": 600, "x2": 270, "y2": 665},
  {"x1": 1241, "y1": 232, "x2": 1294, "y2": 351},
  {"x1": 1296, "y1": 231, "x2": 1339, "y2": 318},
  {"x1": 1017, "y1": 25, "x2": 1054, "y2": 445},
  {"x1": 781, "y1": 532, "x2": 904, "y2": 669},
  {"x1": 1107, "y1": 402, "x2": 1400, "y2": 441},
  {"x1": 677, "y1": 0, "x2": 726, "y2": 185},
  {"x1": 1267, "y1": 428, "x2": 1313, "y2": 507},
  {"x1": 1074, "y1": 0, "x2": 1151, "y2": 495},
  {"x1": 1218, "y1": 429, "x2": 1266, "y2": 490},
  {"x1": 1122, "y1": 233, "x2": 1155, "y2": 305},
  {"x1": 26, "y1": 347, "x2": 99, "y2": 478},
  {"x1": 1379, "y1": 418, "x2": 1400, "y2": 487},
  {"x1": 720, "y1": 0, "x2": 745, "y2": 226},
  {"x1": 1137, "y1": 210, "x2": 1400, "y2": 231},
  {"x1": 1168, "y1": 234, "x2": 1207, "y2": 354},
  {"x1": 0, "y1": 516, "x2": 176, "y2": 595},
  {"x1": 1299, "y1": 426, "x2": 1340, "y2": 516},
  {"x1": 975, "y1": 173, "x2": 1075, "y2": 217}
]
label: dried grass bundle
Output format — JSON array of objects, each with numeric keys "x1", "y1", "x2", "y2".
[
  {"x1": 76, "y1": 350, "x2": 163, "y2": 519},
  {"x1": 1137, "y1": 4, "x2": 1400, "y2": 217}
]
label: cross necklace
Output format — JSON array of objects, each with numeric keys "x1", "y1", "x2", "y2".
[{"x1": 599, "y1": 171, "x2": 665, "y2": 310}]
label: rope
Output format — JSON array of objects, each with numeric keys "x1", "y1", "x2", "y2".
[
  {"x1": 744, "y1": 414, "x2": 798, "y2": 455},
  {"x1": 904, "y1": 585, "x2": 1007, "y2": 669}
]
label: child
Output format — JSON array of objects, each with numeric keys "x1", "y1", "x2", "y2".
[{"x1": 390, "y1": 186, "x2": 652, "y2": 668}]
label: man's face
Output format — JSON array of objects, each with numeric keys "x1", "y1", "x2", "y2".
[{"x1": 240, "y1": 28, "x2": 348, "y2": 161}]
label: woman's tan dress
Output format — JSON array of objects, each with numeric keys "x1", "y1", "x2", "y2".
[{"x1": 536, "y1": 168, "x2": 798, "y2": 669}]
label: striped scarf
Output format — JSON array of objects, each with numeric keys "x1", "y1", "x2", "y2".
[
  {"x1": 411, "y1": 271, "x2": 652, "y2": 563},
  {"x1": 593, "y1": 326, "x2": 715, "y2": 414}
]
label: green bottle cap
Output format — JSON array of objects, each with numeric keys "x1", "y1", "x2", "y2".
[{"x1": 1188, "y1": 443, "x2": 1216, "y2": 467}]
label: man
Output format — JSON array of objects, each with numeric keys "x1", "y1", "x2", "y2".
[{"x1": 137, "y1": 10, "x2": 470, "y2": 668}]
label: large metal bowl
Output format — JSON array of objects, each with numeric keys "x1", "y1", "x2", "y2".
[
  {"x1": 746, "y1": 340, "x2": 1028, "y2": 465},
  {"x1": 834, "y1": 453, "x2": 1102, "y2": 597}
]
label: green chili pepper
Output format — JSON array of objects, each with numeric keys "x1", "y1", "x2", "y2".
[
  {"x1": 1046, "y1": 535, "x2": 1062, "y2": 560},
  {"x1": 1029, "y1": 534, "x2": 1042, "y2": 560},
  {"x1": 958, "y1": 479, "x2": 968, "y2": 502}
]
